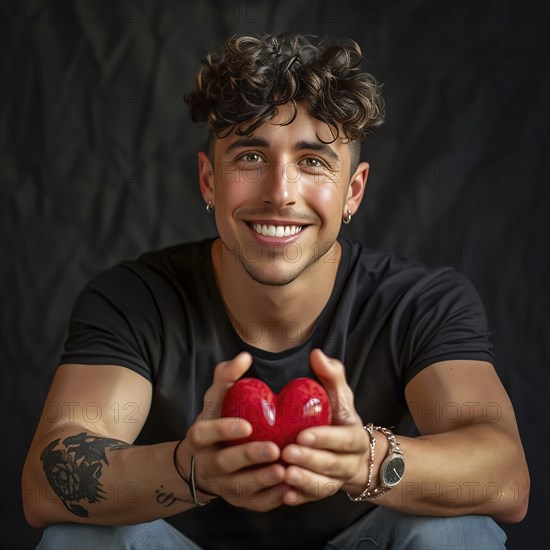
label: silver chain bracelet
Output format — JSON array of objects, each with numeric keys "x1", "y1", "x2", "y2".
[{"x1": 347, "y1": 423, "x2": 376, "y2": 502}]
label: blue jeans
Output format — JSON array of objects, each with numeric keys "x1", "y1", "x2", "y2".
[{"x1": 37, "y1": 506, "x2": 507, "y2": 549}]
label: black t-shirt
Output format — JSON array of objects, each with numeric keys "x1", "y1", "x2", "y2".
[{"x1": 60, "y1": 237, "x2": 493, "y2": 549}]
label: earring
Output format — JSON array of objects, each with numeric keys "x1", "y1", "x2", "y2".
[
  {"x1": 206, "y1": 201, "x2": 215, "y2": 213},
  {"x1": 343, "y1": 209, "x2": 352, "y2": 224}
]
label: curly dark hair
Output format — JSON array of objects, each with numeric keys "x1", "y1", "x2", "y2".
[{"x1": 184, "y1": 33, "x2": 384, "y2": 170}]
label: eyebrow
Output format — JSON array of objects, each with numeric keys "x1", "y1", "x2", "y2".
[
  {"x1": 295, "y1": 140, "x2": 340, "y2": 164},
  {"x1": 224, "y1": 136, "x2": 341, "y2": 164},
  {"x1": 224, "y1": 137, "x2": 270, "y2": 155}
]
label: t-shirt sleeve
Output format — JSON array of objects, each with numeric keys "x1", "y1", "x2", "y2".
[
  {"x1": 58, "y1": 264, "x2": 162, "y2": 382},
  {"x1": 398, "y1": 268, "x2": 494, "y2": 384}
]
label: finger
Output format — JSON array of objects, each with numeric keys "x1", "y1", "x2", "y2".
[
  {"x1": 282, "y1": 442, "x2": 361, "y2": 479},
  {"x1": 202, "y1": 352, "x2": 253, "y2": 419},
  {"x1": 186, "y1": 417, "x2": 253, "y2": 449},
  {"x1": 236, "y1": 482, "x2": 287, "y2": 512},
  {"x1": 309, "y1": 349, "x2": 361, "y2": 426},
  {"x1": 283, "y1": 466, "x2": 340, "y2": 506},
  {"x1": 198, "y1": 459, "x2": 286, "y2": 496},
  {"x1": 211, "y1": 441, "x2": 281, "y2": 474},
  {"x1": 223, "y1": 462, "x2": 286, "y2": 491},
  {"x1": 193, "y1": 461, "x2": 287, "y2": 512},
  {"x1": 295, "y1": 424, "x2": 369, "y2": 453}
]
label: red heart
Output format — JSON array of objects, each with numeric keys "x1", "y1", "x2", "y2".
[{"x1": 221, "y1": 377, "x2": 332, "y2": 449}]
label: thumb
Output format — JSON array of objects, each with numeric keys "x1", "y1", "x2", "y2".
[
  {"x1": 202, "y1": 352, "x2": 253, "y2": 420},
  {"x1": 310, "y1": 348, "x2": 359, "y2": 426}
]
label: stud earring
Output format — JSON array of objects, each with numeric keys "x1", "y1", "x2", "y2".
[
  {"x1": 343, "y1": 209, "x2": 352, "y2": 224},
  {"x1": 206, "y1": 201, "x2": 215, "y2": 213}
]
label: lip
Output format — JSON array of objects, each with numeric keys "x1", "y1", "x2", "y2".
[
  {"x1": 246, "y1": 221, "x2": 308, "y2": 246},
  {"x1": 245, "y1": 219, "x2": 309, "y2": 226}
]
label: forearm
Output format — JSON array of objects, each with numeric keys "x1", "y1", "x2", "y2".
[
  {"x1": 22, "y1": 426, "x2": 199, "y2": 528},
  {"x1": 343, "y1": 423, "x2": 529, "y2": 523}
]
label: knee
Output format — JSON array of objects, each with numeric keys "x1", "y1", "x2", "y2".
[
  {"x1": 37, "y1": 523, "x2": 115, "y2": 550},
  {"x1": 36, "y1": 520, "x2": 198, "y2": 550},
  {"x1": 387, "y1": 512, "x2": 507, "y2": 550}
]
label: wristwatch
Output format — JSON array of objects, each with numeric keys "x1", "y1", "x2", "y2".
[
  {"x1": 347, "y1": 425, "x2": 405, "y2": 501},
  {"x1": 377, "y1": 426, "x2": 405, "y2": 491}
]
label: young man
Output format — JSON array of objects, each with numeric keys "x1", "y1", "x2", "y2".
[{"x1": 23, "y1": 33, "x2": 528, "y2": 549}]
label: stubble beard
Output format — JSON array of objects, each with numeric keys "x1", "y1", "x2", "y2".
[{"x1": 220, "y1": 238, "x2": 337, "y2": 287}]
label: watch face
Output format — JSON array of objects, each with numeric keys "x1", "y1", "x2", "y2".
[{"x1": 382, "y1": 456, "x2": 405, "y2": 487}]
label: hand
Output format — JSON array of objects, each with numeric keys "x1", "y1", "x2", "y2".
[
  {"x1": 179, "y1": 352, "x2": 287, "y2": 512},
  {"x1": 280, "y1": 349, "x2": 371, "y2": 506}
]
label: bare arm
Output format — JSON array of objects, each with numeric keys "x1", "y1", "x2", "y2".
[
  {"x1": 22, "y1": 363, "x2": 200, "y2": 527},
  {"x1": 280, "y1": 354, "x2": 529, "y2": 523},
  {"x1": 22, "y1": 354, "x2": 288, "y2": 528},
  {"x1": 391, "y1": 360, "x2": 530, "y2": 522}
]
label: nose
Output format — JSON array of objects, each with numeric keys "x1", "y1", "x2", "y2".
[{"x1": 262, "y1": 161, "x2": 298, "y2": 208}]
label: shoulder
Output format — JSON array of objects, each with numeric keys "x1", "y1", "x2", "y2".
[
  {"x1": 136, "y1": 238, "x2": 213, "y2": 267},
  {"x1": 340, "y1": 238, "x2": 454, "y2": 289},
  {"x1": 339, "y1": 238, "x2": 484, "y2": 312},
  {"x1": 97, "y1": 238, "x2": 215, "y2": 290},
  {"x1": 127, "y1": 238, "x2": 214, "y2": 278},
  {"x1": 74, "y1": 238, "x2": 215, "y2": 312}
]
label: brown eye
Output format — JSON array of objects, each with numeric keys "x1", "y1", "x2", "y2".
[
  {"x1": 240, "y1": 153, "x2": 262, "y2": 163},
  {"x1": 303, "y1": 157, "x2": 324, "y2": 168}
]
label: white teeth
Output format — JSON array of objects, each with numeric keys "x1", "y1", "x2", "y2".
[{"x1": 252, "y1": 224, "x2": 303, "y2": 238}]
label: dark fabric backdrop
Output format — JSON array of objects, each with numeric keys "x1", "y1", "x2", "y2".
[{"x1": 1, "y1": 1, "x2": 548, "y2": 548}]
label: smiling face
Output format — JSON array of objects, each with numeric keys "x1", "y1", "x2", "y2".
[{"x1": 199, "y1": 103, "x2": 369, "y2": 287}]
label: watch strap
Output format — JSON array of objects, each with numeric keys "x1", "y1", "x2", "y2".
[{"x1": 346, "y1": 425, "x2": 403, "y2": 502}]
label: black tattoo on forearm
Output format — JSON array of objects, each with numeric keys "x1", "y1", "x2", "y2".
[
  {"x1": 40, "y1": 432, "x2": 130, "y2": 517},
  {"x1": 155, "y1": 484, "x2": 193, "y2": 507}
]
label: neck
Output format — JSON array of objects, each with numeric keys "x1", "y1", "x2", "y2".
[{"x1": 211, "y1": 239, "x2": 341, "y2": 353}]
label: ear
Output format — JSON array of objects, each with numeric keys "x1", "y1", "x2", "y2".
[
  {"x1": 344, "y1": 162, "x2": 369, "y2": 215},
  {"x1": 198, "y1": 151, "x2": 215, "y2": 204}
]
